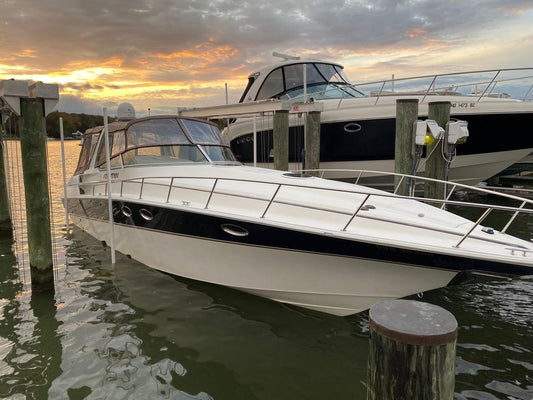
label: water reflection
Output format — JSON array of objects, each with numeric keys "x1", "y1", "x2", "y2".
[
  {"x1": 416, "y1": 279, "x2": 533, "y2": 400},
  {"x1": 0, "y1": 239, "x2": 61, "y2": 399}
]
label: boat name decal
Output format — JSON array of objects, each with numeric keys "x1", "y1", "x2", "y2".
[{"x1": 103, "y1": 172, "x2": 120, "y2": 179}]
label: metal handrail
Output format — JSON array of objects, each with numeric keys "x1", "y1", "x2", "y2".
[
  {"x1": 71, "y1": 168, "x2": 533, "y2": 246},
  {"x1": 281, "y1": 68, "x2": 533, "y2": 106},
  {"x1": 454, "y1": 208, "x2": 493, "y2": 248}
]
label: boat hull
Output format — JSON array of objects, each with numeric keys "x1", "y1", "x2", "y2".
[
  {"x1": 71, "y1": 213, "x2": 458, "y2": 316},
  {"x1": 226, "y1": 104, "x2": 533, "y2": 184},
  {"x1": 68, "y1": 198, "x2": 530, "y2": 316}
]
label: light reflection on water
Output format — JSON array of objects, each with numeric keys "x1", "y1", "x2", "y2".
[{"x1": 0, "y1": 140, "x2": 531, "y2": 399}]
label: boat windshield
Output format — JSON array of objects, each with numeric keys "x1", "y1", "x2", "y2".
[
  {"x1": 254, "y1": 62, "x2": 365, "y2": 101},
  {"x1": 92, "y1": 117, "x2": 237, "y2": 170}
]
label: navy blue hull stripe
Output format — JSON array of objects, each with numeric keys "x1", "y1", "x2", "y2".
[{"x1": 69, "y1": 198, "x2": 532, "y2": 276}]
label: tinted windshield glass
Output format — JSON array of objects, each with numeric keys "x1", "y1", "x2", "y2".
[
  {"x1": 315, "y1": 63, "x2": 346, "y2": 82},
  {"x1": 201, "y1": 145, "x2": 237, "y2": 162},
  {"x1": 257, "y1": 68, "x2": 283, "y2": 100},
  {"x1": 94, "y1": 117, "x2": 238, "y2": 168},
  {"x1": 255, "y1": 62, "x2": 357, "y2": 101},
  {"x1": 181, "y1": 119, "x2": 223, "y2": 144},
  {"x1": 127, "y1": 119, "x2": 190, "y2": 149}
]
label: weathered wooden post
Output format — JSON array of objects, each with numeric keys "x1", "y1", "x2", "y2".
[
  {"x1": 19, "y1": 98, "x2": 54, "y2": 290},
  {"x1": 305, "y1": 111, "x2": 321, "y2": 175},
  {"x1": 425, "y1": 101, "x2": 451, "y2": 200},
  {"x1": 367, "y1": 300, "x2": 457, "y2": 400},
  {"x1": 394, "y1": 99, "x2": 419, "y2": 195},
  {"x1": 18, "y1": 82, "x2": 59, "y2": 291},
  {"x1": 273, "y1": 110, "x2": 289, "y2": 171}
]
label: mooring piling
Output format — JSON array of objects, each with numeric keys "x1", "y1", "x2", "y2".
[
  {"x1": 425, "y1": 101, "x2": 451, "y2": 200},
  {"x1": 305, "y1": 110, "x2": 321, "y2": 174},
  {"x1": 367, "y1": 299, "x2": 457, "y2": 400},
  {"x1": 1, "y1": 80, "x2": 59, "y2": 290},
  {"x1": 394, "y1": 99, "x2": 419, "y2": 195},
  {"x1": 19, "y1": 97, "x2": 54, "y2": 289},
  {"x1": 273, "y1": 109, "x2": 289, "y2": 171}
]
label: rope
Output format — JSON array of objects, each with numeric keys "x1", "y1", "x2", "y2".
[{"x1": 415, "y1": 138, "x2": 444, "y2": 174}]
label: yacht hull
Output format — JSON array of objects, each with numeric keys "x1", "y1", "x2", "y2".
[
  {"x1": 69, "y1": 198, "x2": 529, "y2": 316},
  {"x1": 66, "y1": 114, "x2": 533, "y2": 317},
  {"x1": 70, "y1": 212, "x2": 458, "y2": 316},
  {"x1": 226, "y1": 102, "x2": 533, "y2": 184}
]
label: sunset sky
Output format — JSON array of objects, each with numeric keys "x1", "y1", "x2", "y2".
[{"x1": 2, "y1": 0, "x2": 533, "y2": 117}]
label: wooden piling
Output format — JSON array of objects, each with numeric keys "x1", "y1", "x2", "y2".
[
  {"x1": 273, "y1": 110, "x2": 289, "y2": 171},
  {"x1": 19, "y1": 98, "x2": 54, "y2": 291},
  {"x1": 394, "y1": 99, "x2": 419, "y2": 195},
  {"x1": 425, "y1": 101, "x2": 451, "y2": 200},
  {"x1": 305, "y1": 111, "x2": 321, "y2": 175},
  {"x1": 367, "y1": 300, "x2": 457, "y2": 400}
]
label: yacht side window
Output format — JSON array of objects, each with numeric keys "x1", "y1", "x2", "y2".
[
  {"x1": 283, "y1": 64, "x2": 304, "y2": 91},
  {"x1": 95, "y1": 130, "x2": 126, "y2": 168},
  {"x1": 256, "y1": 68, "x2": 284, "y2": 100},
  {"x1": 74, "y1": 132, "x2": 100, "y2": 174}
]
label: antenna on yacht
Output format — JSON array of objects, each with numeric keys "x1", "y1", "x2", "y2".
[{"x1": 272, "y1": 52, "x2": 300, "y2": 61}]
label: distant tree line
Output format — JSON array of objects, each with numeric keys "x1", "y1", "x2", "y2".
[
  {"x1": 0, "y1": 112, "x2": 114, "y2": 138},
  {"x1": 46, "y1": 111, "x2": 115, "y2": 138}
]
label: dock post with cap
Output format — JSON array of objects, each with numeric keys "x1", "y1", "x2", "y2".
[{"x1": 367, "y1": 299, "x2": 458, "y2": 400}]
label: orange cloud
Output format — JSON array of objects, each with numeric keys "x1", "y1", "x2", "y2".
[
  {"x1": 156, "y1": 43, "x2": 239, "y2": 64},
  {"x1": 406, "y1": 28, "x2": 427, "y2": 39},
  {"x1": 20, "y1": 48, "x2": 37, "y2": 58}
]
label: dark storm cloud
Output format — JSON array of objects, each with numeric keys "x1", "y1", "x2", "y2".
[{"x1": 2, "y1": 0, "x2": 533, "y2": 75}]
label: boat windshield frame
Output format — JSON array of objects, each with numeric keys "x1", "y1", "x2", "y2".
[
  {"x1": 249, "y1": 62, "x2": 365, "y2": 102},
  {"x1": 83, "y1": 116, "x2": 239, "y2": 172}
]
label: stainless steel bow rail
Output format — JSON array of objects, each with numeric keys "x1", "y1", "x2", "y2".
[
  {"x1": 73, "y1": 169, "x2": 533, "y2": 250},
  {"x1": 283, "y1": 67, "x2": 533, "y2": 105}
]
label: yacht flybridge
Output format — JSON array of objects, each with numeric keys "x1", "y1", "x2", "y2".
[
  {"x1": 66, "y1": 105, "x2": 533, "y2": 316},
  {"x1": 224, "y1": 59, "x2": 533, "y2": 184}
]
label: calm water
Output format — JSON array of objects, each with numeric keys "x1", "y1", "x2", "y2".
[{"x1": 0, "y1": 140, "x2": 532, "y2": 400}]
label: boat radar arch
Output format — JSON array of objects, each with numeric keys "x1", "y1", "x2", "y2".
[{"x1": 117, "y1": 102, "x2": 136, "y2": 121}]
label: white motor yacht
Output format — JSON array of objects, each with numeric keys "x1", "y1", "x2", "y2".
[
  {"x1": 223, "y1": 59, "x2": 533, "y2": 185},
  {"x1": 66, "y1": 105, "x2": 533, "y2": 316}
]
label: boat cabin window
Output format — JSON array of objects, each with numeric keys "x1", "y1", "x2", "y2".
[
  {"x1": 256, "y1": 68, "x2": 284, "y2": 101},
  {"x1": 254, "y1": 62, "x2": 365, "y2": 101},
  {"x1": 94, "y1": 117, "x2": 236, "y2": 168},
  {"x1": 74, "y1": 131, "x2": 101, "y2": 174}
]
